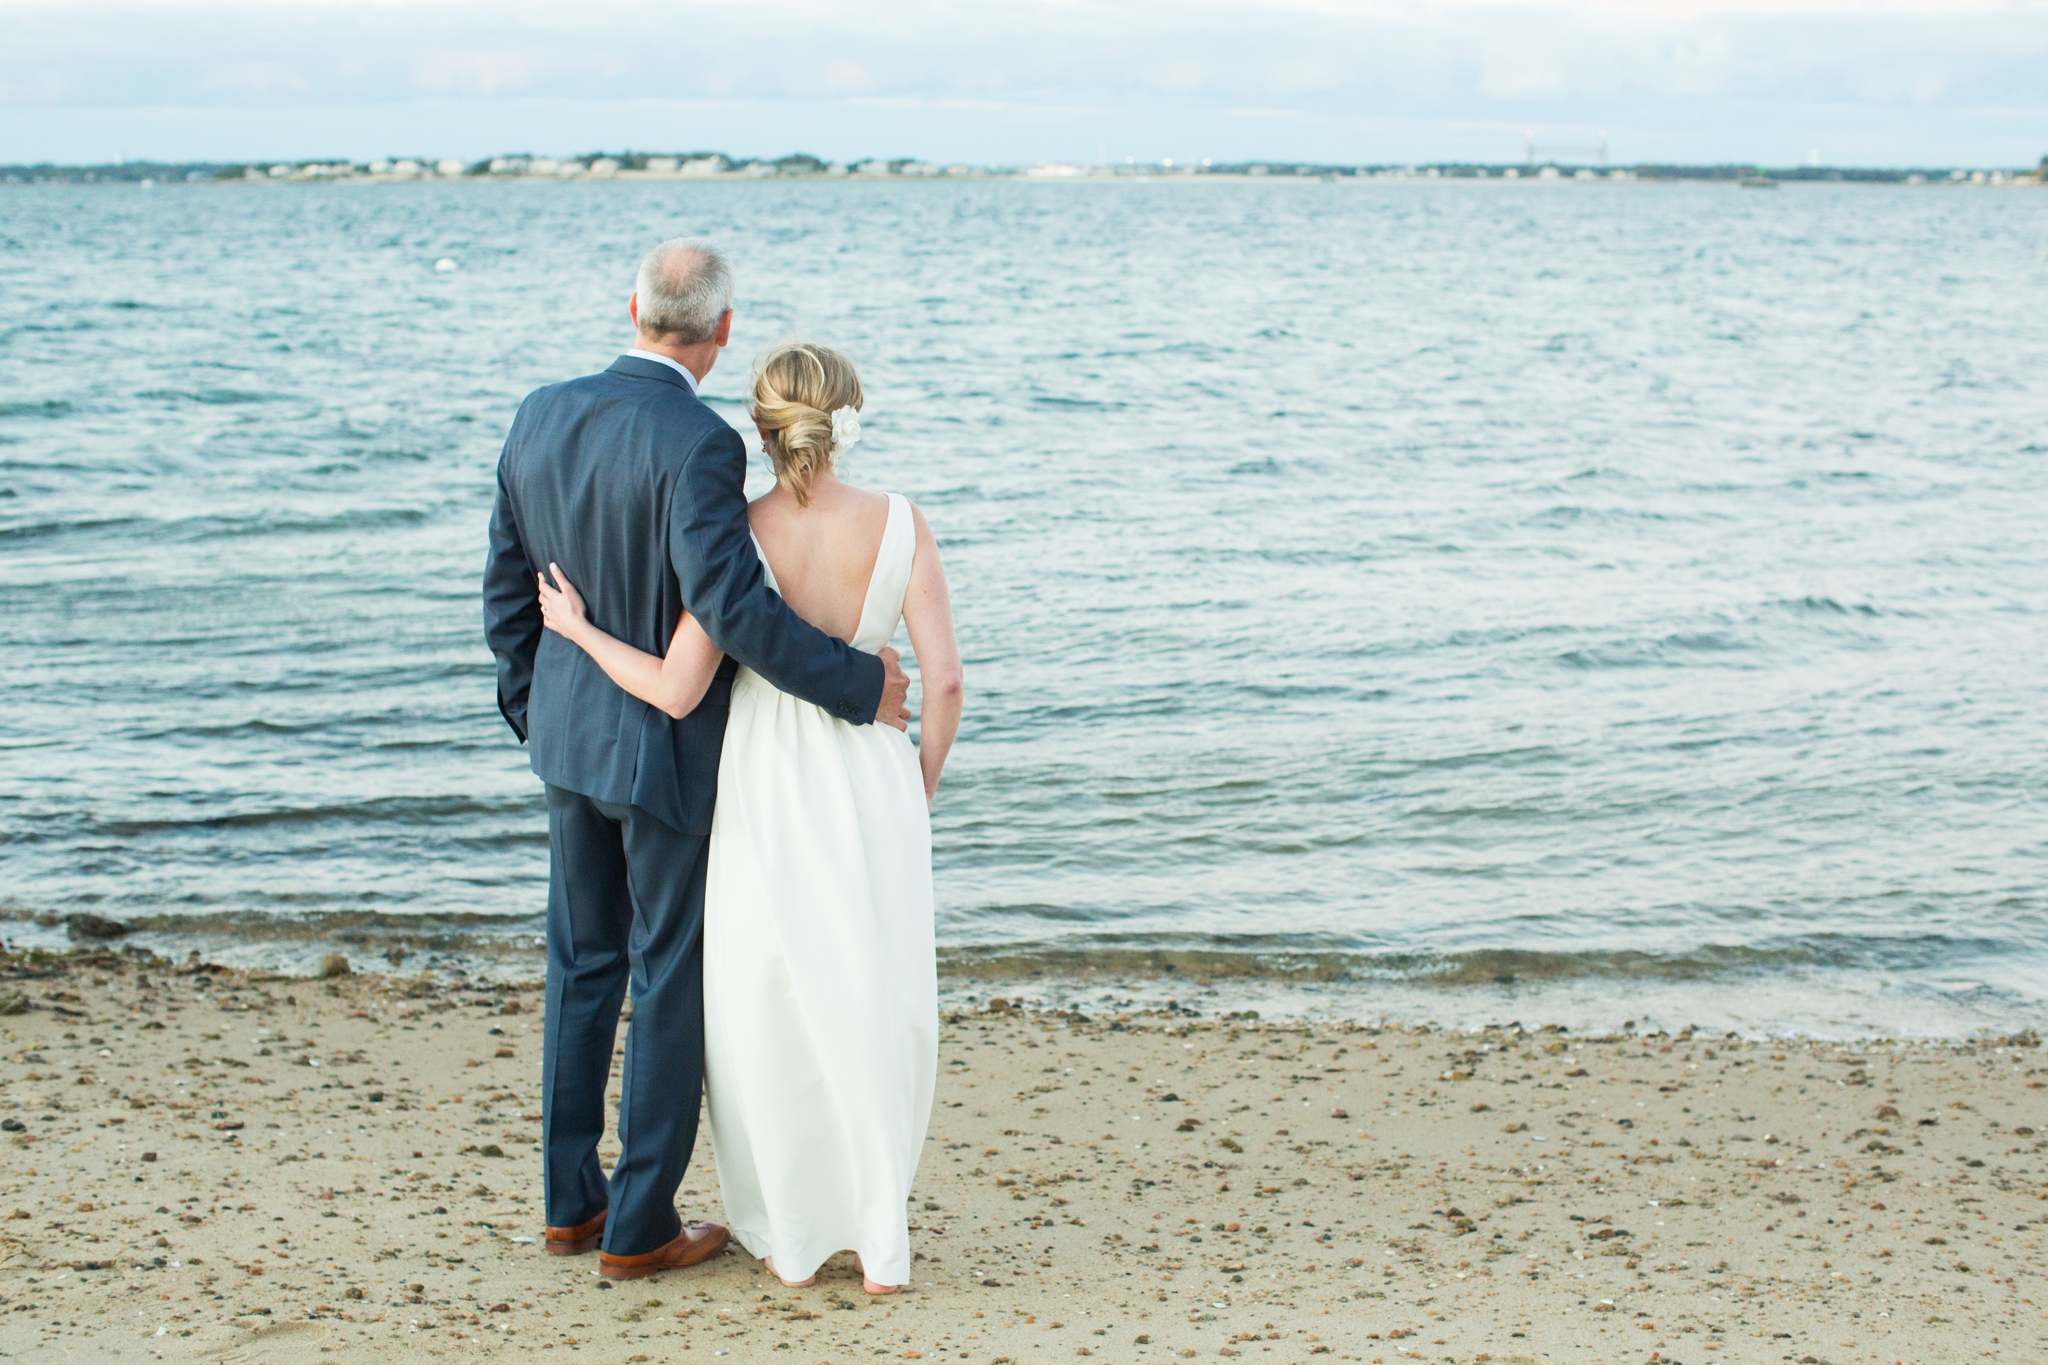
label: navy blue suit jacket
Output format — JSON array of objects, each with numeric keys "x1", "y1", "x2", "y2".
[{"x1": 482, "y1": 355, "x2": 884, "y2": 833}]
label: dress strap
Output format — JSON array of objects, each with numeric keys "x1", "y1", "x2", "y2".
[
  {"x1": 850, "y1": 495, "x2": 914, "y2": 653},
  {"x1": 749, "y1": 530, "x2": 781, "y2": 594}
]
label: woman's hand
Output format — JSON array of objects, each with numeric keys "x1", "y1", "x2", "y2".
[
  {"x1": 531, "y1": 564, "x2": 724, "y2": 720},
  {"x1": 537, "y1": 563, "x2": 589, "y2": 640}
]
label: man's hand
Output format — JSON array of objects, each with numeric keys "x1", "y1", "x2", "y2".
[{"x1": 875, "y1": 647, "x2": 911, "y2": 732}]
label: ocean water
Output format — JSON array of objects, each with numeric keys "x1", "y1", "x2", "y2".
[{"x1": 3, "y1": 178, "x2": 2044, "y2": 1037}]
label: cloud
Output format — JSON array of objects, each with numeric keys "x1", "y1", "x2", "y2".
[
  {"x1": 198, "y1": 60, "x2": 314, "y2": 98},
  {"x1": 0, "y1": 0, "x2": 2042, "y2": 163},
  {"x1": 1478, "y1": 47, "x2": 1568, "y2": 100},
  {"x1": 410, "y1": 51, "x2": 535, "y2": 97},
  {"x1": 819, "y1": 61, "x2": 877, "y2": 97},
  {"x1": 1143, "y1": 59, "x2": 1216, "y2": 95}
]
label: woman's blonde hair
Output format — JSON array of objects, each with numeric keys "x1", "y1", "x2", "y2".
[{"x1": 750, "y1": 341, "x2": 864, "y2": 507}]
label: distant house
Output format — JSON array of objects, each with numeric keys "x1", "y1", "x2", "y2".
[
  {"x1": 645, "y1": 157, "x2": 679, "y2": 174},
  {"x1": 588, "y1": 158, "x2": 620, "y2": 177},
  {"x1": 490, "y1": 157, "x2": 531, "y2": 175},
  {"x1": 437, "y1": 158, "x2": 465, "y2": 176},
  {"x1": 527, "y1": 158, "x2": 560, "y2": 176},
  {"x1": 853, "y1": 160, "x2": 890, "y2": 176},
  {"x1": 680, "y1": 156, "x2": 726, "y2": 177}
]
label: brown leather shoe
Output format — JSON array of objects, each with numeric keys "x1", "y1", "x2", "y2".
[
  {"x1": 598, "y1": 1223, "x2": 729, "y2": 1280},
  {"x1": 543, "y1": 1209, "x2": 606, "y2": 1256}
]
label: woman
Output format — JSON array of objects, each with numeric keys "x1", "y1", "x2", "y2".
[{"x1": 535, "y1": 340, "x2": 963, "y2": 1294}]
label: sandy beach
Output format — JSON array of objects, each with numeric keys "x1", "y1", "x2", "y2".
[{"x1": 0, "y1": 947, "x2": 2041, "y2": 1364}]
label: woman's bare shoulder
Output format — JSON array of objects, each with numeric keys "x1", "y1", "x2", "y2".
[
  {"x1": 748, "y1": 480, "x2": 888, "y2": 519},
  {"x1": 829, "y1": 480, "x2": 891, "y2": 511}
]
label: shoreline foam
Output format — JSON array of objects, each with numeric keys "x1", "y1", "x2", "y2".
[{"x1": 6, "y1": 911, "x2": 2041, "y2": 1042}]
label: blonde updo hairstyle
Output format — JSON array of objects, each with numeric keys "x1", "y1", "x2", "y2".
[{"x1": 751, "y1": 341, "x2": 864, "y2": 507}]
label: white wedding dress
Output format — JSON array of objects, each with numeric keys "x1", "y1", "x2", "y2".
[{"x1": 702, "y1": 493, "x2": 937, "y2": 1287}]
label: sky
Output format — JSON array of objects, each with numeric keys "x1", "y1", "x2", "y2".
[{"x1": 3, "y1": 0, "x2": 2044, "y2": 168}]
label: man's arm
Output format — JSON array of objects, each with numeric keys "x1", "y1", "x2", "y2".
[
  {"x1": 482, "y1": 451, "x2": 542, "y2": 742},
  {"x1": 671, "y1": 422, "x2": 890, "y2": 724}
]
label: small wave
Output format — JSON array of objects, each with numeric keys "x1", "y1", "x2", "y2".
[
  {"x1": 1770, "y1": 595, "x2": 1883, "y2": 618},
  {"x1": 126, "y1": 715, "x2": 398, "y2": 741},
  {"x1": 90, "y1": 794, "x2": 536, "y2": 836},
  {"x1": 1556, "y1": 632, "x2": 1757, "y2": 669},
  {"x1": 1029, "y1": 395, "x2": 1122, "y2": 409},
  {"x1": 1556, "y1": 647, "x2": 1651, "y2": 671},
  {"x1": 2, "y1": 906, "x2": 533, "y2": 938},
  {"x1": 1659, "y1": 630, "x2": 1747, "y2": 653},
  {"x1": 0, "y1": 906, "x2": 544, "y2": 968},
  {"x1": 2, "y1": 507, "x2": 451, "y2": 556},
  {"x1": 134, "y1": 388, "x2": 275, "y2": 406},
  {"x1": 0, "y1": 515, "x2": 144, "y2": 542},
  {"x1": 930, "y1": 932, "x2": 2032, "y2": 986},
  {"x1": 159, "y1": 506, "x2": 438, "y2": 540},
  {"x1": 18, "y1": 913, "x2": 2013, "y2": 984},
  {"x1": 0, "y1": 399, "x2": 74, "y2": 419}
]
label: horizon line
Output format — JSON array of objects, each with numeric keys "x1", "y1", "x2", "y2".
[{"x1": 6, "y1": 150, "x2": 2045, "y2": 181}]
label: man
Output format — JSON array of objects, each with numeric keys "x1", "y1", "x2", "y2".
[{"x1": 482, "y1": 238, "x2": 911, "y2": 1278}]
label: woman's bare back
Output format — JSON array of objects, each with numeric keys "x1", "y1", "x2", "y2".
[{"x1": 746, "y1": 474, "x2": 894, "y2": 645}]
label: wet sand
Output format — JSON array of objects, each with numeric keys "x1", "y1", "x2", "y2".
[{"x1": 0, "y1": 948, "x2": 2042, "y2": 1364}]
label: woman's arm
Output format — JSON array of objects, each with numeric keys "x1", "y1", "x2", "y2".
[
  {"x1": 537, "y1": 563, "x2": 724, "y2": 720},
  {"x1": 899, "y1": 504, "x2": 963, "y2": 809}
]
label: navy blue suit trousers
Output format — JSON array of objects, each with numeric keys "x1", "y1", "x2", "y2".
[{"x1": 540, "y1": 785, "x2": 708, "y2": 1255}]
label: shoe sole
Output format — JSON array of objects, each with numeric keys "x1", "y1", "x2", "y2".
[
  {"x1": 545, "y1": 1234, "x2": 603, "y2": 1256},
  {"x1": 598, "y1": 1229, "x2": 729, "y2": 1279}
]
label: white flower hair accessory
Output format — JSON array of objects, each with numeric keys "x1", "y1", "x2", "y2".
[{"x1": 829, "y1": 405, "x2": 862, "y2": 458}]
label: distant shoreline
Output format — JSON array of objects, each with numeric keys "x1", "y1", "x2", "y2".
[{"x1": 8, "y1": 155, "x2": 2044, "y2": 189}]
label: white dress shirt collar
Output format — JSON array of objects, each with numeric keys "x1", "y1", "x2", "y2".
[{"x1": 624, "y1": 348, "x2": 699, "y2": 394}]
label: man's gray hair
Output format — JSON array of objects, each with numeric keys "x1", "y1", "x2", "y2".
[{"x1": 635, "y1": 238, "x2": 733, "y2": 343}]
